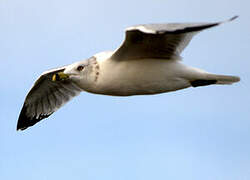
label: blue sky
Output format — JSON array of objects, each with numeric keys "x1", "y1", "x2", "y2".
[{"x1": 1, "y1": 0, "x2": 250, "y2": 179}]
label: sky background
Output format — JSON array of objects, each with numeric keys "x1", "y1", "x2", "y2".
[{"x1": 1, "y1": 0, "x2": 250, "y2": 179}]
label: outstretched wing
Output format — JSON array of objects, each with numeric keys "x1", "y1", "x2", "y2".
[
  {"x1": 17, "y1": 67, "x2": 82, "y2": 130},
  {"x1": 111, "y1": 16, "x2": 238, "y2": 61}
]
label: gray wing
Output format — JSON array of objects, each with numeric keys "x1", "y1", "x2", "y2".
[
  {"x1": 111, "y1": 16, "x2": 238, "y2": 60},
  {"x1": 17, "y1": 67, "x2": 82, "y2": 130}
]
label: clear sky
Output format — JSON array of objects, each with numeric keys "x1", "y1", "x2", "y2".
[{"x1": 1, "y1": 0, "x2": 250, "y2": 179}]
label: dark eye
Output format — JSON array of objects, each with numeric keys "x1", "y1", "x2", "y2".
[{"x1": 77, "y1": 65, "x2": 84, "y2": 71}]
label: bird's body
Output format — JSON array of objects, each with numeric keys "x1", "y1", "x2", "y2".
[
  {"x1": 83, "y1": 52, "x2": 194, "y2": 96},
  {"x1": 73, "y1": 51, "x2": 238, "y2": 96},
  {"x1": 17, "y1": 16, "x2": 240, "y2": 130},
  {"x1": 97, "y1": 56, "x2": 187, "y2": 96}
]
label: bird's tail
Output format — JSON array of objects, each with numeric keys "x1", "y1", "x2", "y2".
[
  {"x1": 210, "y1": 74, "x2": 240, "y2": 85},
  {"x1": 190, "y1": 73, "x2": 240, "y2": 87}
]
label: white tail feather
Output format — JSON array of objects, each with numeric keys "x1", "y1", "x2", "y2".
[{"x1": 207, "y1": 74, "x2": 240, "y2": 85}]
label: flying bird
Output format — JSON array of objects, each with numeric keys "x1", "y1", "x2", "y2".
[{"x1": 17, "y1": 16, "x2": 240, "y2": 130}]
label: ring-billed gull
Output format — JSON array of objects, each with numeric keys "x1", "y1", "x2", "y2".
[{"x1": 17, "y1": 16, "x2": 240, "y2": 130}]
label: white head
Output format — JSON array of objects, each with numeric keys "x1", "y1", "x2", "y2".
[{"x1": 52, "y1": 57, "x2": 98, "y2": 91}]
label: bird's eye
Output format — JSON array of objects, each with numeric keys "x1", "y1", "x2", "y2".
[{"x1": 77, "y1": 65, "x2": 84, "y2": 71}]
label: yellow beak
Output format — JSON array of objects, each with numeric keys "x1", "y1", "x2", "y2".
[{"x1": 52, "y1": 72, "x2": 69, "y2": 81}]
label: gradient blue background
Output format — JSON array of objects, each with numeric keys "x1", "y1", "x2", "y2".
[{"x1": 1, "y1": 0, "x2": 250, "y2": 179}]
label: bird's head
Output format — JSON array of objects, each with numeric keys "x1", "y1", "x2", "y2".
[{"x1": 52, "y1": 57, "x2": 98, "y2": 90}]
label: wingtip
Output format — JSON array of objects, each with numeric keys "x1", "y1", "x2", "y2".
[
  {"x1": 17, "y1": 103, "x2": 40, "y2": 131},
  {"x1": 217, "y1": 16, "x2": 239, "y2": 26},
  {"x1": 16, "y1": 104, "x2": 30, "y2": 131},
  {"x1": 17, "y1": 102, "x2": 54, "y2": 131},
  {"x1": 16, "y1": 125, "x2": 27, "y2": 131},
  {"x1": 229, "y1": 15, "x2": 239, "y2": 22}
]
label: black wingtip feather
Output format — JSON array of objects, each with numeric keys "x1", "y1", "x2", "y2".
[
  {"x1": 17, "y1": 104, "x2": 52, "y2": 131},
  {"x1": 17, "y1": 104, "x2": 33, "y2": 131},
  {"x1": 229, "y1": 15, "x2": 239, "y2": 21}
]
